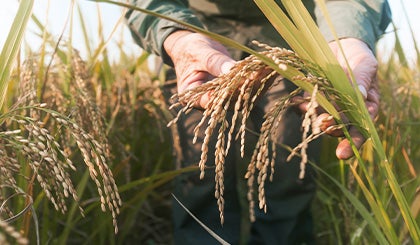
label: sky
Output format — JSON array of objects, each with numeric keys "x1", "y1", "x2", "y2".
[{"x1": 0, "y1": 0, "x2": 419, "y2": 65}]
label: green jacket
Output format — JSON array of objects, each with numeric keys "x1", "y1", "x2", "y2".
[{"x1": 125, "y1": 0, "x2": 391, "y2": 65}]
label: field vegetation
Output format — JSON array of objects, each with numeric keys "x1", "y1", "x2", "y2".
[{"x1": 1, "y1": 0, "x2": 419, "y2": 244}]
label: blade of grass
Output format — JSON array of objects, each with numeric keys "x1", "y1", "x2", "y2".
[
  {"x1": 349, "y1": 161, "x2": 398, "y2": 243},
  {"x1": 76, "y1": 3, "x2": 93, "y2": 57},
  {"x1": 172, "y1": 194, "x2": 230, "y2": 245},
  {"x1": 0, "y1": 0, "x2": 34, "y2": 110},
  {"x1": 309, "y1": 160, "x2": 389, "y2": 244},
  {"x1": 118, "y1": 166, "x2": 198, "y2": 193},
  {"x1": 392, "y1": 22, "x2": 409, "y2": 68},
  {"x1": 315, "y1": 185, "x2": 343, "y2": 243},
  {"x1": 29, "y1": 15, "x2": 68, "y2": 63},
  {"x1": 89, "y1": 2, "x2": 127, "y2": 70}
]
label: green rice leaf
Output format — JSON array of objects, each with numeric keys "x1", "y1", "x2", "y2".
[
  {"x1": 0, "y1": 0, "x2": 34, "y2": 110},
  {"x1": 311, "y1": 161, "x2": 389, "y2": 244}
]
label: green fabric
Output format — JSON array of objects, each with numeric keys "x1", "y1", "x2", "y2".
[
  {"x1": 125, "y1": 0, "x2": 391, "y2": 64},
  {"x1": 315, "y1": 0, "x2": 392, "y2": 51}
]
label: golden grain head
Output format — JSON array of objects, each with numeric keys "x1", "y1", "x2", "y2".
[
  {"x1": 0, "y1": 220, "x2": 29, "y2": 245},
  {"x1": 0, "y1": 52, "x2": 122, "y2": 234},
  {"x1": 168, "y1": 42, "x2": 332, "y2": 223}
]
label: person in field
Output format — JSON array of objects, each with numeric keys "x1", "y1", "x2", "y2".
[{"x1": 125, "y1": 1, "x2": 391, "y2": 244}]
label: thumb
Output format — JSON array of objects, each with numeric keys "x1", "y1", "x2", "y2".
[
  {"x1": 201, "y1": 41, "x2": 235, "y2": 76},
  {"x1": 204, "y1": 52, "x2": 235, "y2": 76}
]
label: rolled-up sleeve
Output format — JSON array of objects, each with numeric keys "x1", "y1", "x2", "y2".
[
  {"x1": 315, "y1": 0, "x2": 392, "y2": 51},
  {"x1": 125, "y1": 0, "x2": 204, "y2": 65}
]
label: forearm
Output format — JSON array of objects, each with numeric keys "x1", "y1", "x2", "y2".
[
  {"x1": 125, "y1": 0, "x2": 204, "y2": 65},
  {"x1": 315, "y1": 0, "x2": 392, "y2": 51}
]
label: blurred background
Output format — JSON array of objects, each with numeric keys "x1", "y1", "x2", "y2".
[{"x1": 1, "y1": 0, "x2": 419, "y2": 65}]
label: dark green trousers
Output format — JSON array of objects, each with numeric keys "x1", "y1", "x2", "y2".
[{"x1": 165, "y1": 76, "x2": 321, "y2": 245}]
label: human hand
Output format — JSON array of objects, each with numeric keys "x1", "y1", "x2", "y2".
[
  {"x1": 298, "y1": 38, "x2": 379, "y2": 159},
  {"x1": 328, "y1": 38, "x2": 379, "y2": 159},
  {"x1": 163, "y1": 30, "x2": 236, "y2": 109}
]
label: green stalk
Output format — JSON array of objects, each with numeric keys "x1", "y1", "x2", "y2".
[{"x1": 348, "y1": 162, "x2": 398, "y2": 243}]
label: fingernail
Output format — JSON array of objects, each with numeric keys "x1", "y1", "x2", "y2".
[
  {"x1": 358, "y1": 85, "x2": 367, "y2": 99},
  {"x1": 322, "y1": 115, "x2": 334, "y2": 122},
  {"x1": 221, "y1": 61, "x2": 235, "y2": 74},
  {"x1": 336, "y1": 144, "x2": 353, "y2": 160}
]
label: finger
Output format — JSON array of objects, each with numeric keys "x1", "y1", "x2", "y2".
[
  {"x1": 293, "y1": 98, "x2": 331, "y2": 117},
  {"x1": 291, "y1": 95, "x2": 308, "y2": 112},
  {"x1": 366, "y1": 83, "x2": 380, "y2": 119},
  {"x1": 335, "y1": 126, "x2": 365, "y2": 160},
  {"x1": 314, "y1": 113, "x2": 344, "y2": 137},
  {"x1": 357, "y1": 84, "x2": 367, "y2": 99},
  {"x1": 178, "y1": 70, "x2": 212, "y2": 93},
  {"x1": 367, "y1": 82, "x2": 380, "y2": 105},
  {"x1": 199, "y1": 91, "x2": 212, "y2": 109},
  {"x1": 352, "y1": 64, "x2": 375, "y2": 100},
  {"x1": 203, "y1": 50, "x2": 235, "y2": 77}
]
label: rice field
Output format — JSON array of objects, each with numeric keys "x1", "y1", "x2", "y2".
[{"x1": 1, "y1": 0, "x2": 420, "y2": 244}]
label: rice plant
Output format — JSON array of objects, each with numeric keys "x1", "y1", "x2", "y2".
[
  {"x1": 1, "y1": 51, "x2": 122, "y2": 236},
  {"x1": 2, "y1": 0, "x2": 420, "y2": 244},
  {"x1": 1, "y1": 1, "x2": 192, "y2": 243},
  {"x1": 94, "y1": 0, "x2": 420, "y2": 243},
  {"x1": 0, "y1": 1, "x2": 123, "y2": 242}
]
